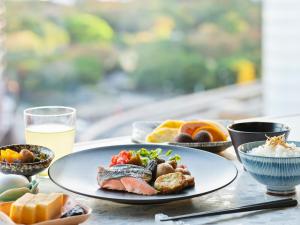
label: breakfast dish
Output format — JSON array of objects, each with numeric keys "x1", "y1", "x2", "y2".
[
  {"x1": 0, "y1": 174, "x2": 38, "y2": 202},
  {"x1": 0, "y1": 193, "x2": 91, "y2": 225},
  {"x1": 132, "y1": 120, "x2": 232, "y2": 153},
  {"x1": 48, "y1": 144, "x2": 237, "y2": 204},
  {"x1": 249, "y1": 135, "x2": 300, "y2": 157},
  {"x1": 239, "y1": 136, "x2": 300, "y2": 196},
  {"x1": 146, "y1": 120, "x2": 228, "y2": 144},
  {"x1": 0, "y1": 144, "x2": 54, "y2": 178},
  {"x1": 97, "y1": 148, "x2": 194, "y2": 195}
]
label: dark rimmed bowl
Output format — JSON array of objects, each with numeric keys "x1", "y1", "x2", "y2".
[
  {"x1": 0, "y1": 144, "x2": 54, "y2": 178},
  {"x1": 239, "y1": 141, "x2": 300, "y2": 196},
  {"x1": 227, "y1": 122, "x2": 290, "y2": 161}
]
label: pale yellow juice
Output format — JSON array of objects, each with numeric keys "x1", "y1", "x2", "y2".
[{"x1": 25, "y1": 124, "x2": 75, "y2": 161}]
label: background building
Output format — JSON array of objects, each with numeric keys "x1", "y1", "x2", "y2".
[{"x1": 263, "y1": 0, "x2": 300, "y2": 115}]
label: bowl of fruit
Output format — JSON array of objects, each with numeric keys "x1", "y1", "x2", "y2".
[
  {"x1": 132, "y1": 120, "x2": 232, "y2": 153},
  {"x1": 0, "y1": 144, "x2": 54, "y2": 178}
]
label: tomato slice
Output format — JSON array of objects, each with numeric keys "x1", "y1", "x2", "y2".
[{"x1": 110, "y1": 150, "x2": 132, "y2": 166}]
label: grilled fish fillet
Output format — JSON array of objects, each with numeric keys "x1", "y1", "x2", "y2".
[{"x1": 97, "y1": 164, "x2": 157, "y2": 195}]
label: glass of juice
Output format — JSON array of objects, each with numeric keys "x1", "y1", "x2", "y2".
[{"x1": 24, "y1": 106, "x2": 76, "y2": 165}]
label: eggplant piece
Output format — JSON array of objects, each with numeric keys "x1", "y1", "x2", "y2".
[
  {"x1": 61, "y1": 205, "x2": 85, "y2": 218},
  {"x1": 146, "y1": 160, "x2": 157, "y2": 182},
  {"x1": 155, "y1": 158, "x2": 165, "y2": 164}
]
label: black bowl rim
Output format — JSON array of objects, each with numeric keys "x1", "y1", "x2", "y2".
[
  {"x1": 227, "y1": 122, "x2": 290, "y2": 134},
  {"x1": 0, "y1": 144, "x2": 55, "y2": 165},
  {"x1": 238, "y1": 140, "x2": 300, "y2": 159}
]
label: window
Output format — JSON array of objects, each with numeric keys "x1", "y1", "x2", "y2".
[{"x1": 2, "y1": 0, "x2": 261, "y2": 142}]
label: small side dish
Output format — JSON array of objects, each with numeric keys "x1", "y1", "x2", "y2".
[
  {"x1": 0, "y1": 193, "x2": 91, "y2": 225},
  {"x1": 0, "y1": 144, "x2": 54, "y2": 178},
  {"x1": 145, "y1": 120, "x2": 228, "y2": 144},
  {"x1": 0, "y1": 174, "x2": 38, "y2": 202},
  {"x1": 97, "y1": 148, "x2": 195, "y2": 195}
]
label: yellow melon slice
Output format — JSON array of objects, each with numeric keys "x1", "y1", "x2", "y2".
[
  {"x1": 146, "y1": 128, "x2": 179, "y2": 143},
  {"x1": 155, "y1": 120, "x2": 184, "y2": 130}
]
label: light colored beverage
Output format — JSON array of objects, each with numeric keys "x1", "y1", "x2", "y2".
[{"x1": 25, "y1": 123, "x2": 75, "y2": 161}]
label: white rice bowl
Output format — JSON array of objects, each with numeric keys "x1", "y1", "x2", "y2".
[{"x1": 249, "y1": 142, "x2": 300, "y2": 157}]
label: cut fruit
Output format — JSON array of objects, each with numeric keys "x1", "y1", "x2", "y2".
[
  {"x1": 146, "y1": 128, "x2": 179, "y2": 143},
  {"x1": 179, "y1": 121, "x2": 215, "y2": 136},
  {"x1": 180, "y1": 121, "x2": 228, "y2": 142},
  {"x1": 192, "y1": 126, "x2": 227, "y2": 142},
  {"x1": 193, "y1": 130, "x2": 213, "y2": 142},
  {"x1": 155, "y1": 120, "x2": 184, "y2": 130}
]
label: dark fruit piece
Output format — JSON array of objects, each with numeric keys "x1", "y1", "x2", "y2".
[
  {"x1": 193, "y1": 130, "x2": 213, "y2": 142},
  {"x1": 19, "y1": 149, "x2": 35, "y2": 163},
  {"x1": 61, "y1": 205, "x2": 85, "y2": 218},
  {"x1": 174, "y1": 134, "x2": 193, "y2": 143}
]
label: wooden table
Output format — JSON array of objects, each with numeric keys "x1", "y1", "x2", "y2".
[{"x1": 40, "y1": 114, "x2": 300, "y2": 225}]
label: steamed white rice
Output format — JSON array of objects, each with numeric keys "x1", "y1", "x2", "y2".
[{"x1": 249, "y1": 143, "x2": 300, "y2": 157}]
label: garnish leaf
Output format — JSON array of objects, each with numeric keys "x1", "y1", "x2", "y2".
[
  {"x1": 165, "y1": 150, "x2": 173, "y2": 156},
  {"x1": 169, "y1": 154, "x2": 181, "y2": 162}
]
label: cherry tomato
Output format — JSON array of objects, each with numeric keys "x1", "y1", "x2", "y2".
[{"x1": 110, "y1": 150, "x2": 132, "y2": 166}]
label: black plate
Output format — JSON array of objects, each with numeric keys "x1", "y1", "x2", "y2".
[{"x1": 49, "y1": 144, "x2": 237, "y2": 204}]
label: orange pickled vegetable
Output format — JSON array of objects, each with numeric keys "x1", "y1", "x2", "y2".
[{"x1": 1, "y1": 149, "x2": 21, "y2": 163}]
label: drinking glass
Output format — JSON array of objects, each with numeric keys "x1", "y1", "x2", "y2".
[{"x1": 24, "y1": 106, "x2": 76, "y2": 163}]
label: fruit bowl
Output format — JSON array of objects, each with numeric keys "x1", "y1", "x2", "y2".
[
  {"x1": 0, "y1": 144, "x2": 54, "y2": 179},
  {"x1": 169, "y1": 139, "x2": 232, "y2": 153},
  {"x1": 132, "y1": 120, "x2": 232, "y2": 153}
]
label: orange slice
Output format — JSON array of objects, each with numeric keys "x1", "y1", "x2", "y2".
[{"x1": 179, "y1": 121, "x2": 216, "y2": 136}]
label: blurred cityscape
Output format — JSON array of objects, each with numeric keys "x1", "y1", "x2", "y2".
[{"x1": 0, "y1": 0, "x2": 261, "y2": 144}]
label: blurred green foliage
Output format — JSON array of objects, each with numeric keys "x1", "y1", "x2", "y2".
[
  {"x1": 5, "y1": 0, "x2": 261, "y2": 103},
  {"x1": 65, "y1": 13, "x2": 114, "y2": 43}
]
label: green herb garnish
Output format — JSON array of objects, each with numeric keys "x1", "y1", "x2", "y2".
[
  {"x1": 130, "y1": 148, "x2": 181, "y2": 166},
  {"x1": 165, "y1": 150, "x2": 173, "y2": 156},
  {"x1": 169, "y1": 154, "x2": 181, "y2": 162}
]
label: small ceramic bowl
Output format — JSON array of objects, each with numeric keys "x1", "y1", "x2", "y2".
[
  {"x1": 228, "y1": 122, "x2": 290, "y2": 161},
  {"x1": 0, "y1": 144, "x2": 54, "y2": 178},
  {"x1": 239, "y1": 141, "x2": 300, "y2": 196}
]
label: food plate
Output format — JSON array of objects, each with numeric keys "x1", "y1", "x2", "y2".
[
  {"x1": 48, "y1": 144, "x2": 237, "y2": 204},
  {"x1": 132, "y1": 120, "x2": 233, "y2": 153},
  {"x1": 0, "y1": 194, "x2": 92, "y2": 225}
]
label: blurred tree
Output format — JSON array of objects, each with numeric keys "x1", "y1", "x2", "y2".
[
  {"x1": 65, "y1": 13, "x2": 114, "y2": 43},
  {"x1": 73, "y1": 56, "x2": 103, "y2": 84},
  {"x1": 132, "y1": 42, "x2": 209, "y2": 94},
  {"x1": 4, "y1": 0, "x2": 261, "y2": 104}
]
